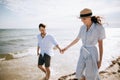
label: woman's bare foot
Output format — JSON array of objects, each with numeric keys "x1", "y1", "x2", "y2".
[
  {"x1": 80, "y1": 77, "x2": 85, "y2": 80},
  {"x1": 44, "y1": 77, "x2": 49, "y2": 80}
]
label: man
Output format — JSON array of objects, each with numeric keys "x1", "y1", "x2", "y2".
[{"x1": 37, "y1": 23, "x2": 61, "y2": 80}]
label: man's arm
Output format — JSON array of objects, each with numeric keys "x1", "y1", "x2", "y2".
[
  {"x1": 56, "y1": 45, "x2": 61, "y2": 53},
  {"x1": 50, "y1": 35, "x2": 62, "y2": 53},
  {"x1": 37, "y1": 46, "x2": 40, "y2": 56}
]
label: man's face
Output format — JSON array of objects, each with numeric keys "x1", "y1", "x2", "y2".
[{"x1": 39, "y1": 27, "x2": 46, "y2": 34}]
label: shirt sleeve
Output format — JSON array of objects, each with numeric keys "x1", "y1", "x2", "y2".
[
  {"x1": 50, "y1": 35, "x2": 58, "y2": 46},
  {"x1": 77, "y1": 27, "x2": 82, "y2": 39},
  {"x1": 98, "y1": 26, "x2": 106, "y2": 40}
]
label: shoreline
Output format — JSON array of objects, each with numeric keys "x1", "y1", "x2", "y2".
[
  {"x1": 0, "y1": 51, "x2": 120, "y2": 80},
  {"x1": 0, "y1": 47, "x2": 35, "y2": 60},
  {"x1": 0, "y1": 55, "x2": 45, "y2": 80}
]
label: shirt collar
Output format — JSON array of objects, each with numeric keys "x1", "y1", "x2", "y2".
[
  {"x1": 40, "y1": 33, "x2": 48, "y2": 38},
  {"x1": 85, "y1": 23, "x2": 95, "y2": 32}
]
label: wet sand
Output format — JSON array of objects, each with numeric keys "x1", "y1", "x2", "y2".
[
  {"x1": 0, "y1": 55, "x2": 46, "y2": 80},
  {"x1": 0, "y1": 54, "x2": 120, "y2": 80}
]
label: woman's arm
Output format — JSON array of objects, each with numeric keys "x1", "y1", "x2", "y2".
[
  {"x1": 98, "y1": 40, "x2": 103, "y2": 69},
  {"x1": 62, "y1": 38, "x2": 80, "y2": 52}
]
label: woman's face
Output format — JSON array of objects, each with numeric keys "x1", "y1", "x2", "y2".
[{"x1": 81, "y1": 17, "x2": 91, "y2": 25}]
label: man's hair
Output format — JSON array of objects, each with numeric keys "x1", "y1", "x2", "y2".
[{"x1": 39, "y1": 23, "x2": 46, "y2": 29}]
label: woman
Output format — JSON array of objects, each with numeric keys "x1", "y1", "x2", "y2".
[{"x1": 62, "y1": 8, "x2": 106, "y2": 80}]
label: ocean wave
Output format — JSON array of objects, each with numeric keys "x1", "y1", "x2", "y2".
[
  {"x1": 0, "y1": 50, "x2": 29, "y2": 60},
  {"x1": 0, "y1": 34, "x2": 36, "y2": 39},
  {"x1": 8, "y1": 39, "x2": 25, "y2": 42},
  {"x1": 0, "y1": 41, "x2": 16, "y2": 46}
]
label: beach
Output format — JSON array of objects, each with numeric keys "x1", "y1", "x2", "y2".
[
  {"x1": 1, "y1": 0, "x2": 120, "y2": 80},
  {"x1": 0, "y1": 54, "x2": 45, "y2": 80},
  {"x1": 0, "y1": 28, "x2": 120, "y2": 80},
  {"x1": 58, "y1": 56, "x2": 120, "y2": 80},
  {"x1": 0, "y1": 54, "x2": 120, "y2": 80},
  {"x1": 0, "y1": 47, "x2": 78, "y2": 80}
]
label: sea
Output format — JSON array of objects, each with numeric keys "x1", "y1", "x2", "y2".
[{"x1": 0, "y1": 27, "x2": 120, "y2": 79}]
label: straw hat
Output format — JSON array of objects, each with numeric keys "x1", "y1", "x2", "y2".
[{"x1": 80, "y1": 8, "x2": 92, "y2": 18}]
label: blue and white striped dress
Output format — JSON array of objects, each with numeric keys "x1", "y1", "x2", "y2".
[{"x1": 76, "y1": 23, "x2": 106, "y2": 80}]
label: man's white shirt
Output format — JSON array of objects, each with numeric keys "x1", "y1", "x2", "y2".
[{"x1": 37, "y1": 34, "x2": 58, "y2": 56}]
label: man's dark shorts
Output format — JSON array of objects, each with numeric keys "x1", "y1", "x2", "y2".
[{"x1": 38, "y1": 53, "x2": 51, "y2": 67}]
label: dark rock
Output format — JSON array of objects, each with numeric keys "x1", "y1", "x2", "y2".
[
  {"x1": 69, "y1": 78, "x2": 78, "y2": 80},
  {"x1": 117, "y1": 62, "x2": 120, "y2": 66},
  {"x1": 117, "y1": 69, "x2": 120, "y2": 73},
  {"x1": 112, "y1": 60, "x2": 117, "y2": 64},
  {"x1": 99, "y1": 71, "x2": 108, "y2": 74},
  {"x1": 5, "y1": 53, "x2": 14, "y2": 60},
  {"x1": 112, "y1": 72, "x2": 117, "y2": 74}
]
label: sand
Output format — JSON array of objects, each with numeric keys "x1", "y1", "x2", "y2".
[
  {"x1": 0, "y1": 54, "x2": 120, "y2": 80},
  {"x1": 0, "y1": 55, "x2": 46, "y2": 80}
]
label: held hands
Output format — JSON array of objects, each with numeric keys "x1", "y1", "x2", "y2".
[
  {"x1": 58, "y1": 48, "x2": 64, "y2": 54},
  {"x1": 57, "y1": 45, "x2": 68, "y2": 54},
  {"x1": 60, "y1": 47, "x2": 68, "y2": 54}
]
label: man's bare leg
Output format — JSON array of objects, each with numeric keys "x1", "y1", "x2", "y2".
[
  {"x1": 45, "y1": 67, "x2": 50, "y2": 80},
  {"x1": 38, "y1": 65, "x2": 46, "y2": 73}
]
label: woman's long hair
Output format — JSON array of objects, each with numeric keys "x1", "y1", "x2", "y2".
[{"x1": 91, "y1": 16, "x2": 102, "y2": 25}]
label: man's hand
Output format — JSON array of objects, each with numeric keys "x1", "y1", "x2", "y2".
[
  {"x1": 37, "y1": 46, "x2": 40, "y2": 56},
  {"x1": 37, "y1": 52, "x2": 39, "y2": 56},
  {"x1": 59, "y1": 49, "x2": 63, "y2": 54},
  {"x1": 56, "y1": 45, "x2": 64, "y2": 54}
]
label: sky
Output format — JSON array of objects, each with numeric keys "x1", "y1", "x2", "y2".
[{"x1": 0, "y1": 0, "x2": 120, "y2": 29}]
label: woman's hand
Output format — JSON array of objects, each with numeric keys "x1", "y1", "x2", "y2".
[{"x1": 97, "y1": 61, "x2": 102, "y2": 69}]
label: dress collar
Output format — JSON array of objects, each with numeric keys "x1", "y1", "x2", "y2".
[{"x1": 85, "y1": 23, "x2": 95, "y2": 32}]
